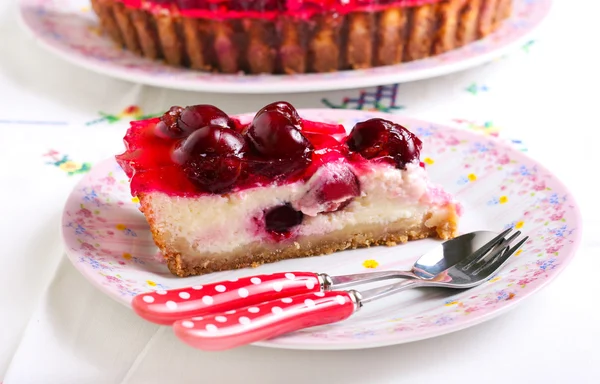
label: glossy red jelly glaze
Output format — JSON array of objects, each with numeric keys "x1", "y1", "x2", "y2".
[
  {"x1": 119, "y1": 0, "x2": 445, "y2": 19},
  {"x1": 115, "y1": 102, "x2": 422, "y2": 197}
]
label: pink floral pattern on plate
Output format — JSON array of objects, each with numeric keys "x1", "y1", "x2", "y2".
[
  {"x1": 61, "y1": 109, "x2": 581, "y2": 350},
  {"x1": 19, "y1": 0, "x2": 551, "y2": 93}
]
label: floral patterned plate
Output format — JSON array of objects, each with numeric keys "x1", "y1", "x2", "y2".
[
  {"x1": 61, "y1": 109, "x2": 581, "y2": 350},
  {"x1": 19, "y1": 0, "x2": 551, "y2": 93}
]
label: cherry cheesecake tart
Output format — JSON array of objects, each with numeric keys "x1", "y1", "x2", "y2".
[
  {"x1": 91, "y1": 0, "x2": 512, "y2": 74},
  {"x1": 116, "y1": 102, "x2": 460, "y2": 277}
]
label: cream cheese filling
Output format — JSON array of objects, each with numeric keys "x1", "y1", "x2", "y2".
[{"x1": 143, "y1": 162, "x2": 455, "y2": 254}]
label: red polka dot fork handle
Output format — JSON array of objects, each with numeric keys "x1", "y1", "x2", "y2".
[
  {"x1": 173, "y1": 290, "x2": 359, "y2": 351},
  {"x1": 132, "y1": 272, "x2": 326, "y2": 325},
  {"x1": 132, "y1": 268, "x2": 420, "y2": 326}
]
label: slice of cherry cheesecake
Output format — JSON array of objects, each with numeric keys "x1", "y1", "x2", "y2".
[{"x1": 116, "y1": 102, "x2": 460, "y2": 277}]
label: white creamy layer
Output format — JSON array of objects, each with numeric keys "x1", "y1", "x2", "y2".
[{"x1": 144, "y1": 161, "x2": 454, "y2": 254}]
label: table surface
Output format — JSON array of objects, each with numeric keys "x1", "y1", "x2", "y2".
[{"x1": 1, "y1": 0, "x2": 599, "y2": 383}]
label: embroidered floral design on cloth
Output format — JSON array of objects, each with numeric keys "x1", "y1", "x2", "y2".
[{"x1": 44, "y1": 150, "x2": 91, "y2": 176}]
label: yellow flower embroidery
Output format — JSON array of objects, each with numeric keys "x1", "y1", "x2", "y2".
[
  {"x1": 424, "y1": 157, "x2": 434, "y2": 165},
  {"x1": 116, "y1": 224, "x2": 127, "y2": 231},
  {"x1": 59, "y1": 161, "x2": 82, "y2": 173},
  {"x1": 515, "y1": 249, "x2": 523, "y2": 256},
  {"x1": 122, "y1": 253, "x2": 132, "y2": 260},
  {"x1": 468, "y1": 173, "x2": 477, "y2": 182},
  {"x1": 499, "y1": 196, "x2": 508, "y2": 204},
  {"x1": 146, "y1": 280, "x2": 157, "y2": 287},
  {"x1": 362, "y1": 259, "x2": 379, "y2": 269},
  {"x1": 131, "y1": 196, "x2": 140, "y2": 204}
]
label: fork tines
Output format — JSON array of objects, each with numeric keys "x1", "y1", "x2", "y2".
[{"x1": 460, "y1": 227, "x2": 527, "y2": 272}]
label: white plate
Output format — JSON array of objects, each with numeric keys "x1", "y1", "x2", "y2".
[
  {"x1": 20, "y1": 0, "x2": 551, "y2": 93},
  {"x1": 61, "y1": 109, "x2": 581, "y2": 350}
]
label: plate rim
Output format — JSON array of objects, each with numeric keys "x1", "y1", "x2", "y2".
[
  {"x1": 60, "y1": 108, "x2": 583, "y2": 350},
  {"x1": 18, "y1": 0, "x2": 552, "y2": 94}
]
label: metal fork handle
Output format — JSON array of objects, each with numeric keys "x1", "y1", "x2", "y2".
[
  {"x1": 357, "y1": 279, "x2": 423, "y2": 305},
  {"x1": 326, "y1": 270, "x2": 420, "y2": 291}
]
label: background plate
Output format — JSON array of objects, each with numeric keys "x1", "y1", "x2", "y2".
[{"x1": 20, "y1": 0, "x2": 551, "y2": 93}]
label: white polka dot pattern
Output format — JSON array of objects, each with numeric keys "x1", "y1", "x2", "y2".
[
  {"x1": 173, "y1": 291, "x2": 355, "y2": 351},
  {"x1": 181, "y1": 320, "x2": 194, "y2": 329},
  {"x1": 179, "y1": 292, "x2": 190, "y2": 300},
  {"x1": 132, "y1": 272, "x2": 322, "y2": 326}
]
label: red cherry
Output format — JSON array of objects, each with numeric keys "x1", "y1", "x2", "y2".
[
  {"x1": 346, "y1": 118, "x2": 422, "y2": 168},
  {"x1": 245, "y1": 108, "x2": 313, "y2": 178},
  {"x1": 255, "y1": 101, "x2": 302, "y2": 129},
  {"x1": 178, "y1": 104, "x2": 234, "y2": 135},
  {"x1": 247, "y1": 111, "x2": 311, "y2": 159},
  {"x1": 175, "y1": 125, "x2": 249, "y2": 192},
  {"x1": 265, "y1": 204, "x2": 303, "y2": 234},
  {"x1": 315, "y1": 166, "x2": 360, "y2": 211},
  {"x1": 175, "y1": 125, "x2": 248, "y2": 161},
  {"x1": 155, "y1": 106, "x2": 184, "y2": 139},
  {"x1": 183, "y1": 157, "x2": 243, "y2": 193}
]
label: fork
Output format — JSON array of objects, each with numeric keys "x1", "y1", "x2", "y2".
[
  {"x1": 133, "y1": 229, "x2": 513, "y2": 325},
  {"x1": 172, "y1": 233, "x2": 528, "y2": 351}
]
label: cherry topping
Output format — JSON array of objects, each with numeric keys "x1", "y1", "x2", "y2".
[
  {"x1": 247, "y1": 112, "x2": 310, "y2": 158},
  {"x1": 346, "y1": 118, "x2": 422, "y2": 169},
  {"x1": 230, "y1": 0, "x2": 285, "y2": 11},
  {"x1": 265, "y1": 204, "x2": 304, "y2": 234},
  {"x1": 184, "y1": 157, "x2": 243, "y2": 193},
  {"x1": 175, "y1": 124, "x2": 248, "y2": 161},
  {"x1": 175, "y1": 0, "x2": 205, "y2": 10},
  {"x1": 175, "y1": 125, "x2": 248, "y2": 192},
  {"x1": 255, "y1": 101, "x2": 302, "y2": 129},
  {"x1": 246, "y1": 106, "x2": 313, "y2": 177},
  {"x1": 155, "y1": 106, "x2": 184, "y2": 139},
  {"x1": 178, "y1": 104, "x2": 235, "y2": 134}
]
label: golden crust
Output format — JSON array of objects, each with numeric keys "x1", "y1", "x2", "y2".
[
  {"x1": 138, "y1": 193, "x2": 459, "y2": 278},
  {"x1": 92, "y1": 0, "x2": 511, "y2": 74}
]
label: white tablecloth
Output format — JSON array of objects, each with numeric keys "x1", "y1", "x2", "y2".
[{"x1": 1, "y1": 0, "x2": 599, "y2": 383}]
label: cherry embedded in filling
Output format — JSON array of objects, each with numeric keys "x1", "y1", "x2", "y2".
[
  {"x1": 346, "y1": 118, "x2": 422, "y2": 169},
  {"x1": 265, "y1": 204, "x2": 304, "y2": 234},
  {"x1": 314, "y1": 165, "x2": 360, "y2": 212},
  {"x1": 296, "y1": 162, "x2": 360, "y2": 215}
]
